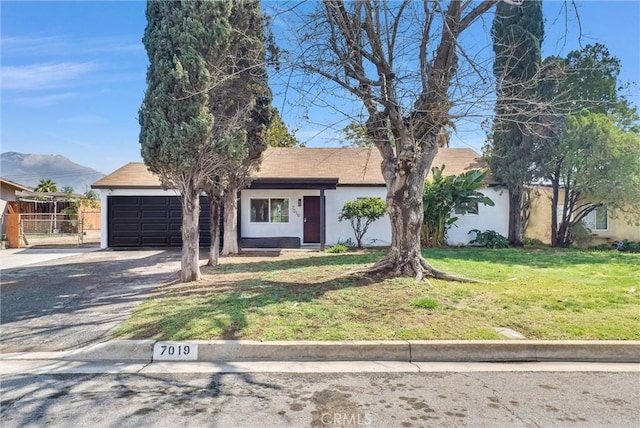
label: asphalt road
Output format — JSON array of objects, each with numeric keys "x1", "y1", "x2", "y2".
[
  {"x1": 0, "y1": 249, "x2": 182, "y2": 352},
  {"x1": 1, "y1": 370, "x2": 638, "y2": 427}
]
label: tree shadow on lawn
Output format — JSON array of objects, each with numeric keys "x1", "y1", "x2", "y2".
[
  {"x1": 214, "y1": 251, "x2": 383, "y2": 274},
  {"x1": 123, "y1": 273, "x2": 381, "y2": 340},
  {"x1": 213, "y1": 247, "x2": 635, "y2": 276},
  {"x1": 422, "y1": 247, "x2": 638, "y2": 269}
]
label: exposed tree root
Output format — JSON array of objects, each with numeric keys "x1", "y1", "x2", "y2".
[{"x1": 350, "y1": 253, "x2": 485, "y2": 284}]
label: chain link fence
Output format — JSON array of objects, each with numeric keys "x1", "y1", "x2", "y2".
[{"x1": 20, "y1": 213, "x2": 85, "y2": 244}]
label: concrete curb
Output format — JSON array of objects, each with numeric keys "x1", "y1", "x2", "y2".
[
  {"x1": 2, "y1": 340, "x2": 638, "y2": 363},
  {"x1": 65, "y1": 340, "x2": 156, "y2": 362},
  {"x1": 408, "y1": 340, "x2": 640, "y2": 362}
]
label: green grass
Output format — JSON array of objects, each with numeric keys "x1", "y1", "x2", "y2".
[{"x1": 113, "y1": 247, "x2": 640, "y2": 341}]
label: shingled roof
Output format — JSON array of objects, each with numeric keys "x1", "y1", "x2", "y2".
[{"x1": 92, "y1": 147, "x2": 498, "y2": 189}]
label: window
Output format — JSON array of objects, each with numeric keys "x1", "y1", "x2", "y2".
[
  {"x1": 250, "y1": 198, "x2": 289, "y2": 223},
  {"x1": 250, "y1": 199, "x2": 269, "y2": 222},
  {"x1": 454, "y1": 202, "x2": 479, "y2": 215},
  {"x1": 270, "y1": 198, "x2": 289, "y2": 223},
  {"x1": 583, "y1": 206, "x2": 607, "y2": 231}
]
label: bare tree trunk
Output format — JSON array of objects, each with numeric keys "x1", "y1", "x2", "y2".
[
  {"x1": 181, "y1": 185, "x2": 201, "y2": 282},
  {"x1": 508, "y1": 189, "x2": 523, "y2": 246},
  {"x1": 221, "y1": 189, "x2": 239, "y2": 255},
  {"x1": 555, "y1": 185, "x2": 572, "y2": 248},
  {"x1": 550, "y1": 170, "x2": 560, "y2": 247},
  {"x1": 207, "y1": 197, "x2": 221, "y2": 267},
  {"x1": 378, "y1": 171, "x2": 426, "y2": 278},
  {"x1": 365, "y1": 147, "x2": 478, "y2": 283}
]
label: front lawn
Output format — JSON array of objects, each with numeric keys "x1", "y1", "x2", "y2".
[{"x1": 113, "y1": 247, "x2": 640, "y2": 341}]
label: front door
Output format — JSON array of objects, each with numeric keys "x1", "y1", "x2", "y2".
[{"x1": 303, "y1": 196, "x2": 320, "y2": 243}]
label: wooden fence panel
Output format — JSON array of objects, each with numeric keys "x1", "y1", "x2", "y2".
[{"x1": 5, "y1": 213, "x2": 20, "y2": 248}]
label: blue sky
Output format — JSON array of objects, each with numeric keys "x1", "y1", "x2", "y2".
[{"x1": 1, "y1": 1, "x2": 639, "y2": 176}]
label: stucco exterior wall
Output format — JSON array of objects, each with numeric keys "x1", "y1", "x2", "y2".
[
  {"x1": 240, "y1": 187, "x2": 391, "y2": 246},
  {"x1": 100, "y1": 185, "x2": 512, "y2": 249},
  {"x1": 1, "y1": 183, "x2": 21, "y2": 237},
  {"x1": 447, "y1": 187, "x2": 510, "y2": 245},
  {"x1": 324, "y1": 186, "x2": 391, "y2": 246},
  {"x1": 524, "y1": 187, "x2": 553, "y2": 243},
  {"x1": 525, "y1": 186, "x2": 640, "y2": 244},
  {"x1": 240, "y1": 189, "x2": 312, "y2": 242}
]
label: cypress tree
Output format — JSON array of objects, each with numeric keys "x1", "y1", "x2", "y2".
[
  {"x1": 488, "y1": 0, "x2": 544, "y2": 246},
  {"x1": 139, "y1": 1, "x2": 232, "y2": 281},
  {"x1": 209, "y1": 0, "x2": 272, "y2": 255}
]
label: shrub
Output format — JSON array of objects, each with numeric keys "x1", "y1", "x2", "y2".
[
  {"x1": 338, "y1": 197, "x2": 386, "y2": 248},
  {"x1": 589, "y1": 244, "x2": 612, "y2": 252},
  {"x1": 617, "y1": 240, "x2": 640, "y2": 253},
  {"x1": 469, "y1": 229, "x2": 509, "y2": 249},
  {"x1": 569, "y1": 223, "x2": 592, "y2": 249},
  {"x1": 336, "y1": 238, "x2": 355, "y2": 247},
  {"x1": 326, "y1": 244, "x2": 347, "y2": 253},
  {"x1": 523, "y1": 237, "x2": 545, "y2": 247}
]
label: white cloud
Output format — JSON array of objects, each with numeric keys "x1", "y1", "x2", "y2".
[
  {"x1": 57, "y1": 114, "x2": 107, "y2": 125},
  {"x1": 0, "y1": 35, "x2": 65, "y2": 56},
  {"x1": 14, "y1": 92, "x2": 79, "y2": 107},
  {"x1": 92, "y1": 42, "x2": 143, "y2": 54},
  {"x1": 1, "y1": 35, "x2": 143, "y2": 57},
  {"x1": 1, "y1": 62, "x2": 98, "y2": 91}
]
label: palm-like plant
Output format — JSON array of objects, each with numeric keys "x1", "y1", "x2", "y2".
[
  {"x1": 422, "y1": 166, "x2": 495, "y2": 247},
  {"x1": 35, "y1": 179, "x2": 58, "y2": 193}
]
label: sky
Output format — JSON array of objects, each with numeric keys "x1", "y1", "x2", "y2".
[{"x1": 1, "y1": 0, "x2": 639, "y2": 177}]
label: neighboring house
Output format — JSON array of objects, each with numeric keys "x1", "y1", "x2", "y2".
[
  {"x1": 92, "y1": 147, "x2": 508, "y2": 249},
  {"x1": 13, "y1": 191, "x2": 102, "y2": 232},
  {"x1": 0, "y1": 177, "x2": 31, "y2": 238},
  {"x1": 525, "y1": 186, "x2": 640, "y2": 245}
]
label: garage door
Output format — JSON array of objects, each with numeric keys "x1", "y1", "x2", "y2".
[{"x1": 108, "y1": 196, "x2": 218, "y2": 248}]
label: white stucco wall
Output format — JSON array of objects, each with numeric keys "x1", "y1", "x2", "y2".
[
  {"x1": 446, "y1": 187, "x2": 510, "y2": 245},
  {"x1": 240, "y1": 186, "x2": 391, "y2": 246},
  {"x1": 324, "y1": 186, "x2": 390, "y2": 246},
  {"x1": 101, "y1": 185, "x2": 509, "y2": 249},
  {"x1": 98, "y1": 187, "x2": 180, "y2": 249},
  {"x1": 240, "y1": 189, "x2": 309, "y2": 241}
]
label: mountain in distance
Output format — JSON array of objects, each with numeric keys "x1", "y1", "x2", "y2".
[{"x1": 0, "y1": 152, "x2": 105, "y2": 194}]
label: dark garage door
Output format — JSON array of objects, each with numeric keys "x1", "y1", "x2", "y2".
[{"x1": 108, "y1": 196, "x2": 218, "y2": 248}]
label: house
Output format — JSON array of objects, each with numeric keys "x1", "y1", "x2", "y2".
[
  {"x1": 92, "y1": 147, "x2": 509, "y2": 249},
  {"x1": 0, "y1": 177, "x2": 31, "y2": 238},
  {"x1": 525, "y1": 186, "x2": 640, "y2": 245}
]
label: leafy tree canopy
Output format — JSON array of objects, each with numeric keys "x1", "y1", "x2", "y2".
[
  {"x1": 266, "y1": 108, "x2": 303, "y2": 147},
  {"x1": 560, "y1": 110, "x2": 640, "y2": 213},
  {"x1": 342, "y1": 122, "x2": 372, "y2": 148}
]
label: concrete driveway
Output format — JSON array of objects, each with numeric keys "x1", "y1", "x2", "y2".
[
  {"x1": 1, "y1": 246, "x2": 100, "y2": 270},
  {"x1": 0, "y1": 249, "x2": 183, "y2": 352}
]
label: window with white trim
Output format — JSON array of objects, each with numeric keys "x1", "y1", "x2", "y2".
[
  {"x1": 250, "y1": 198, "x2": 289, "y2": 223},
  {"x1": 583, "y1": 206, "x2": 607, "y2": 231}
]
